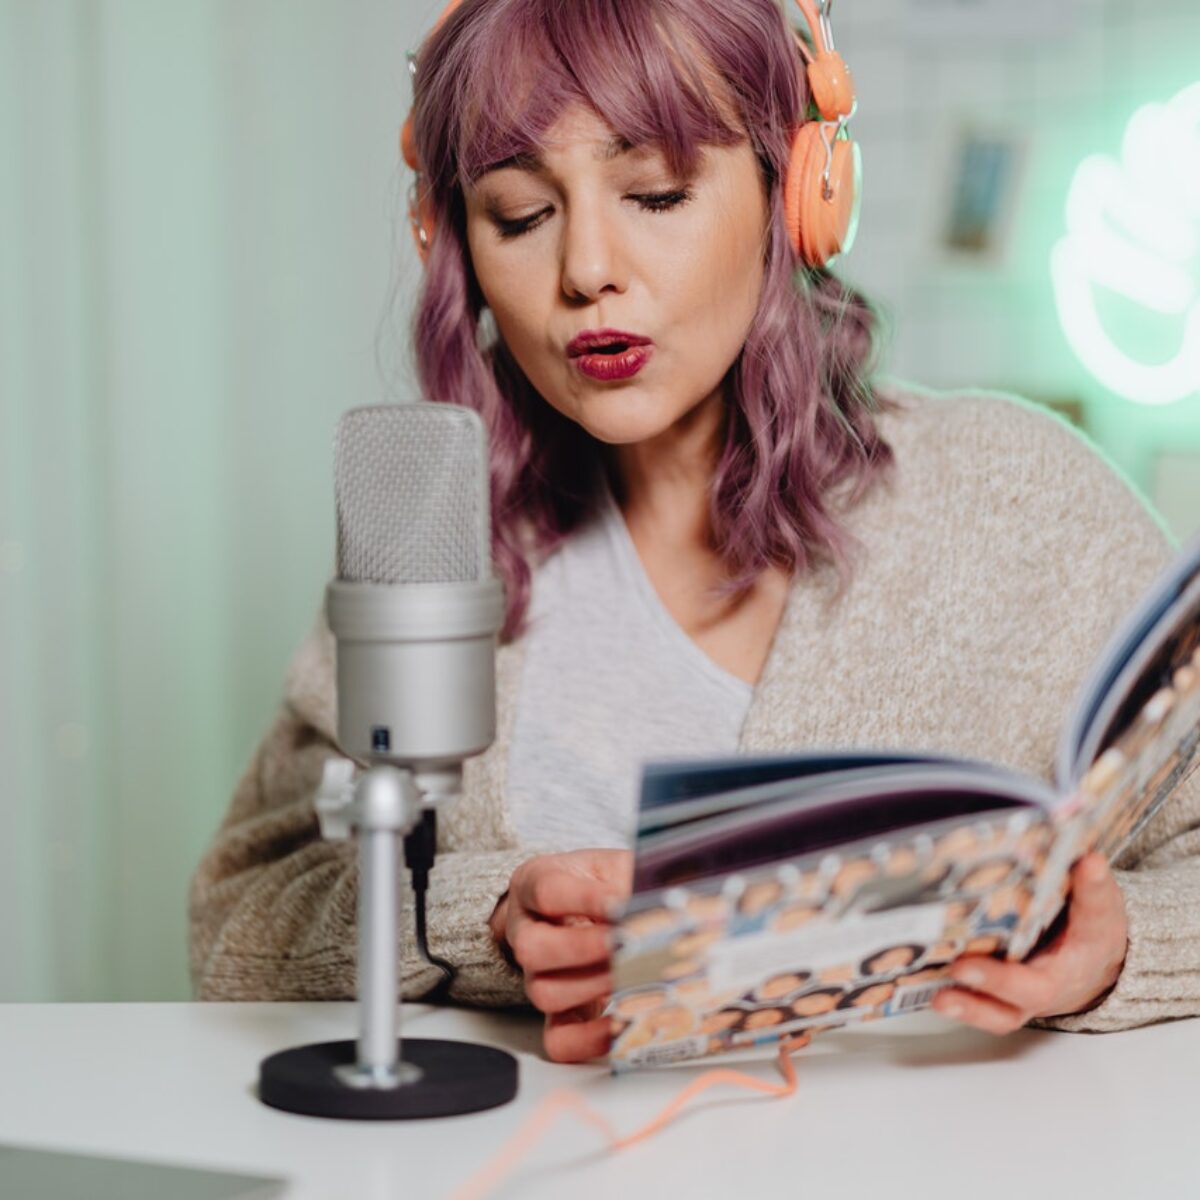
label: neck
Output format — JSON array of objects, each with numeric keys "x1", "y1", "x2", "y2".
[{"x1": 607, "y1": 389, "x2": 726, "y2": 553}]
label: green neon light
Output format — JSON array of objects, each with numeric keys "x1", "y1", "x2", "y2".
[{"x1": 1051, "y1": 82, "x2": 1200, "y2": 406}]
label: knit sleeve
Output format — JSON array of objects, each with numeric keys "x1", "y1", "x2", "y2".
[
  {"x1": 187, "y1": 626, "x2": 531, "y2": 1007},
  {"x1": 980, "y1": 395, "x2": 1200, "y2": 1032}
]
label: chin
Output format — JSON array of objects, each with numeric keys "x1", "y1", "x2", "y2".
[
  {"x1": 579, "y1": 413, "x2": 680, "y2": 447},
  {"x1": 569, "y1": 390, "x2": 690, "y2": 447}
]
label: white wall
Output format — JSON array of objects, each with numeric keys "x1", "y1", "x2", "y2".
[{"x1": 834, "y1": 0, "x2": 1200, "y2": 531}]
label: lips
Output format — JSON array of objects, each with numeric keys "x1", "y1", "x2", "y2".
[{"x1": 566, "y1": 328, "x2": 653, "y2": 358}]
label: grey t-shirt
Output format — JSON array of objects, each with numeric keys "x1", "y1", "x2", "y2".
[{"x1": 507, "y1": 485, "x2": 754, "y2": 852}]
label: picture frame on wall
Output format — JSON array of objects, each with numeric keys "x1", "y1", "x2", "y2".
[{"x1": 940, "y1": 127, "x2": 1027, "y2": 262}]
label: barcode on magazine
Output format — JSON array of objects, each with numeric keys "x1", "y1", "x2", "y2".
[
  {"x1": 624, "y1": 1035, "x2": 709, "y2": 1069},
  {"x1": 890, "y1": 980, "x2": 950, "y2": 1014}
]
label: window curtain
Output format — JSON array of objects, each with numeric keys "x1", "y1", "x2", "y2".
[{"x1": 0, "y1": 0, "x2": 417, "y2": 1000}]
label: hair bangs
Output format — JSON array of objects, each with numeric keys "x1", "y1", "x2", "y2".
[{"x1": 445, "y1": 0, "x2": 746, "y2": 189}]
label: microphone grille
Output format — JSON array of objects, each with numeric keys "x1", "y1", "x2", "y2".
[{"x1": 334, "y1": 403, "x2": 492, "y2": 584}]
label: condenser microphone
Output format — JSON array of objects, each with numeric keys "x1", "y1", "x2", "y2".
[
  {"x1": 258, "y1": 402, "x2": 517, "y2": 1122},
  {"x1": 327, "y1": 403, "x2": 505, "y2": 800}
]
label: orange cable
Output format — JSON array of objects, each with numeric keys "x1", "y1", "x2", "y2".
[{"x1": 449, "y1": 1034, "x2": 810, "y2": 1200}]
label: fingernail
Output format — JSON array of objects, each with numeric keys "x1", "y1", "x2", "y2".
[
  {"x1": 957, "y1": 967, "x2": 985, "y2": 988},
  {"x1": 943, "y1": 1001, "x2": 964, "y2": 1018}
]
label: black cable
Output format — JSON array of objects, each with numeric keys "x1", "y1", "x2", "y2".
[{"x1": 404, "y1": 809, "x2": 458, "y2": 1003}]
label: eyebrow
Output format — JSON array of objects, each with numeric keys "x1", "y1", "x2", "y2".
[{"x1": 478, "y1": 134, "x2": 644, "y2": 178}]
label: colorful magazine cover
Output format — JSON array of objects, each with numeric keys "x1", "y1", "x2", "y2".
[{"x1": 607, "y1": 534, "x2": 1200, "y2": 1070}]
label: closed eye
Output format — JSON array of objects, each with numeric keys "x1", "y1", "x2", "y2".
[{"x1": 494, "y1": 188, "x2": 695, "y2": 241}]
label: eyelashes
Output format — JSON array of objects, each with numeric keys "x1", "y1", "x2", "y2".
[{"x1": 493, "y1": 188, "x2": 696, "y2": 241}]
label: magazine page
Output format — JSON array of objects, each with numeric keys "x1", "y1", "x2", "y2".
[
  {"x1": 1055, "y1": 531, "x2": 1200, "y2": 788},
  {"x1": 637, "y1": 752, "x2": 1042, "y2": 840},
  {"x1": 608, "y1": 805, "x2": 1056, "y2": 1071},
  {"x1": 633, "y1": 762, "x2": 1056, "y2": 890},
  {"x1": 639, "y1": 751, "x2": 959, "y2": 817}
]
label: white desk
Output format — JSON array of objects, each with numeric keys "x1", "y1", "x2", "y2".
[{"x1": 0, "y1": 1002, "x2": 1194, "y2": 1200}]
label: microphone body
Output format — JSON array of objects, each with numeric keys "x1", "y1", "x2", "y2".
[
  {"x1": 326, "y1": 576, "x2": 503, "y2": 794},
  {"x1": 326, "y1": 400, "x2": 503, "y2": 793}
]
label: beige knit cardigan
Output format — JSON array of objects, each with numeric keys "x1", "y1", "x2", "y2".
[{"x1": 188, "y1": 381, "x2": 1200, "y2": 1034}]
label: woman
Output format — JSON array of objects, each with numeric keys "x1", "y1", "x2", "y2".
[{"x1": 188, "y1": 0, "x2": 1200, "y2": 1063}]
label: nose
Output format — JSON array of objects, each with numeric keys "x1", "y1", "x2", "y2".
[{"x1": 559, "y1": 197, "x2": 629, "y2": 302}]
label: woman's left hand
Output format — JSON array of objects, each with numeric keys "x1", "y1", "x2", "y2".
[{"x1": 931, "y1": 851, "x2": 1129, "y2": 1033}]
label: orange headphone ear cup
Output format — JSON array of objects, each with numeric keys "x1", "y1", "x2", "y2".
[
  {"x1": 783, "y1": 122, "x2": 861, "y2": 267},
  {"x1": 402, "y1": 116, "x2": 437, "y2": 263},
  {"x1": 806, "y1": 50, "x2": 855, "y2": 122},
  {"x1": 408, "y1": 178, "x2": 436, "y2": 264},
  {"x1": 402, "y1": 0, "x2": 464, "y2": 266},
  {"x1": 401, "y1": 114, "x2": 420, "y2": 172}
]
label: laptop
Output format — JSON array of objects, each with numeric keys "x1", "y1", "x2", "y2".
[{"x1": 0, "y1": 1142, "x2": 288, "y2": 1199}]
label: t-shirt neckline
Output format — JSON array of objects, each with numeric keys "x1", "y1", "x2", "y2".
[{"x1": 598, "y1": 479, "x2": 754, "y2": 702}]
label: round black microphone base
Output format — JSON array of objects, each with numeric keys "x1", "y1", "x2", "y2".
[{"x1": 258, "y1": 1038, "x2": 518, "y2": 1120}]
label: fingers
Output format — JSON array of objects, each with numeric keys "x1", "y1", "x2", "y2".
[
  {"x1": 1063, "y1": 853, "x2": 1126, "y2": 942},
  {"x1": 947, "y1": 956, "x2": 1058, "y2": 1017},
  {"x1": 526, "y1": 964, "x2": 613, "y2": 1015},
  {"x1": 509, "y1": 916, "x2": 611, "y2": 1015},
  {"x1": 932, "y1": 983, "x2": 1028, "y2": 1036},
  {"x1": 543, "y1": 1003, "x2": 612, "y2": 1063},
  {"x1": 511, "y1": 865, "x2": 620, "y2": 923},
  {"x1": 507, "y1": 915, "x2": 611, "y2": 974},
  {"x1": 492, "y1": 854, "x2": 625, "y2": 1036}
]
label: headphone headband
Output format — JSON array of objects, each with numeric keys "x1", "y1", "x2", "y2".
[{"x1": 793, "y1": 0, "x2": 835, "y2": 56}]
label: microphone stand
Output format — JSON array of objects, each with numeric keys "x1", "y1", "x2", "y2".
[{"x1": 256, "y1": 759, "x2": 518, "y2": 1120}]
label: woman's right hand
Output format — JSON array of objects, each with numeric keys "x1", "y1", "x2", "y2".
[{"x1": 488, "y1": 849, "x2": 633, "y2": 1062}]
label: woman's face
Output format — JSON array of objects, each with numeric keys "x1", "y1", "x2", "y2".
[{"x1": 464, "y1": 104, "x2": 769, "y2": 446}]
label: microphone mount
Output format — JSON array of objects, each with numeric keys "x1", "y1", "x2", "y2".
[
  {"x1": 317, "y1": 758, "x2": 427, "y2": 1091},
  {"x1": 256, "y1": 757, "x2": 518, "y2": 1119}
]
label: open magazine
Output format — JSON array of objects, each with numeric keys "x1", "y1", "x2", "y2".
[{"x1": 607, "y1": 533, "x2": 1200, "y2": 1070}]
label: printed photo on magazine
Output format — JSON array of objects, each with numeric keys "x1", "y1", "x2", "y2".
[{"x1": 606, "y1": 533, "x2": 1200, "y2": 1071}]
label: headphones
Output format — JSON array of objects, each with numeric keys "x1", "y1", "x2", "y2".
[{"x1": 401, "y1": 0, "x2": 860, "y2": 269}]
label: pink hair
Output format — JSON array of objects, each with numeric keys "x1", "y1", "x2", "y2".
[{"x1": 409, "y1": 0, "x2": 898, "y2": 641}]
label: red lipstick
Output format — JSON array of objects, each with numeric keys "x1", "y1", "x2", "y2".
[{"x1": 567, "y1": 328, "x2": 655, "y2": 382}]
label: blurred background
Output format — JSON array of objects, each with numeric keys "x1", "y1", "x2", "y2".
[{"x1": 2, "y1": 0, "x2": 1198, "y2": 1003}]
